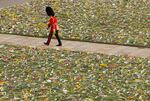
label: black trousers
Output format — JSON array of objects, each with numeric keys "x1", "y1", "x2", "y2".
[{"x1": 55, "y1": 30, "x2": 62, "y2": 45}]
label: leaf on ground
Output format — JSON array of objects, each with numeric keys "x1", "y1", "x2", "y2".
[
  {"x1": 109, "y1": 63, "x2": 118, "y2": 68},
  {"x1": 0, "y1": 80, "x2": 6, "y2": 85}
]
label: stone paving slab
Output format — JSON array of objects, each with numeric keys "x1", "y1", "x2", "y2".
[{"x1": 0, "y1": 34, "x2": 150, "y2": 58}]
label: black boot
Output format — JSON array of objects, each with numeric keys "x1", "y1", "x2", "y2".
[
  {"x1": 44, "y1": 42, "x2": 49, "y2": 45},
  {"x1": 55, "y1": 30, "x2": 62, "y2": 46}
]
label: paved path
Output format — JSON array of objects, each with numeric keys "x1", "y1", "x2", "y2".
[
  {"x1": 0, "y1": 34, "x2": 150, "y2": 58},
  {"x1": 0, "y1": 0, "x2": 31, "y2": 8}
]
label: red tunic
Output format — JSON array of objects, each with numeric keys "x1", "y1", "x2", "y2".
[{"x1": 48, "y1": 16, "x2": 59, "y2": 33}]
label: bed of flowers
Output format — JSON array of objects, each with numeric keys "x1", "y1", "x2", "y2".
[
  {"x1": 0, "y1": 44, "x2": 149, "y2": 100},
  {"x1": 0, "y1": 0, "x2": 150, "y2": 47}
]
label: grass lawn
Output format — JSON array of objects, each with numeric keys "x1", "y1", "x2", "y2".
[
  {"x1": 0, "y1": 44, "x2": 149, "y2": 100},
  {"x1": 0, "y1": 0, "x2": 150, "y2": 47}
]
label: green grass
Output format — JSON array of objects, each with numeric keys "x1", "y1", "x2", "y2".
[
  {"x1": 0, "y1": 44, "x2": 149, "y2": 100},
  {"x1": 0, "y1": 0, "x2": 150, "y2": 47}
]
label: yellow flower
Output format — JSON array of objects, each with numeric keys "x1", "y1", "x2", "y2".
[
  {"x1": 76, "y1": 84, "x2": 81, "y2": 89},
  {"x1": 74, "y1": 82, "x2": 81, "y2": 90},
  {"x1": 100, "y1": 63, "x2": 108, "y2": 67},
  {"x1": 59, "y1": 59, "x2": 64, "y2": 63},
  {"x1": 22, "y1": 90, "x2": 30, "y2": 101},
  {"x1": 127, "y1": 96, "x2": 134, "y2": 100},
  {"x1": 31, "y1": 17, "x2": 36, "y2": 21}
]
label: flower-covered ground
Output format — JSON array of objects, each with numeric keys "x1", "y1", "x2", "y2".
[
  {"x1": 0, "y1": 0, "x2": 150, "y2": 47},
  {"x1": 0, "y1": 44, "x2": 149, "y2": 100}
]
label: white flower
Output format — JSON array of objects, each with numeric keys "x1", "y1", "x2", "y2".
[
  {"x1": 0, "y1": 45, "x2": 4, "y2": 48},
  {"x1": 63, "y1": 88, "x2": 68, "y2": 94},
  {"x1": 47, "y1": 80, "x2": 52, "y2": 83}
]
